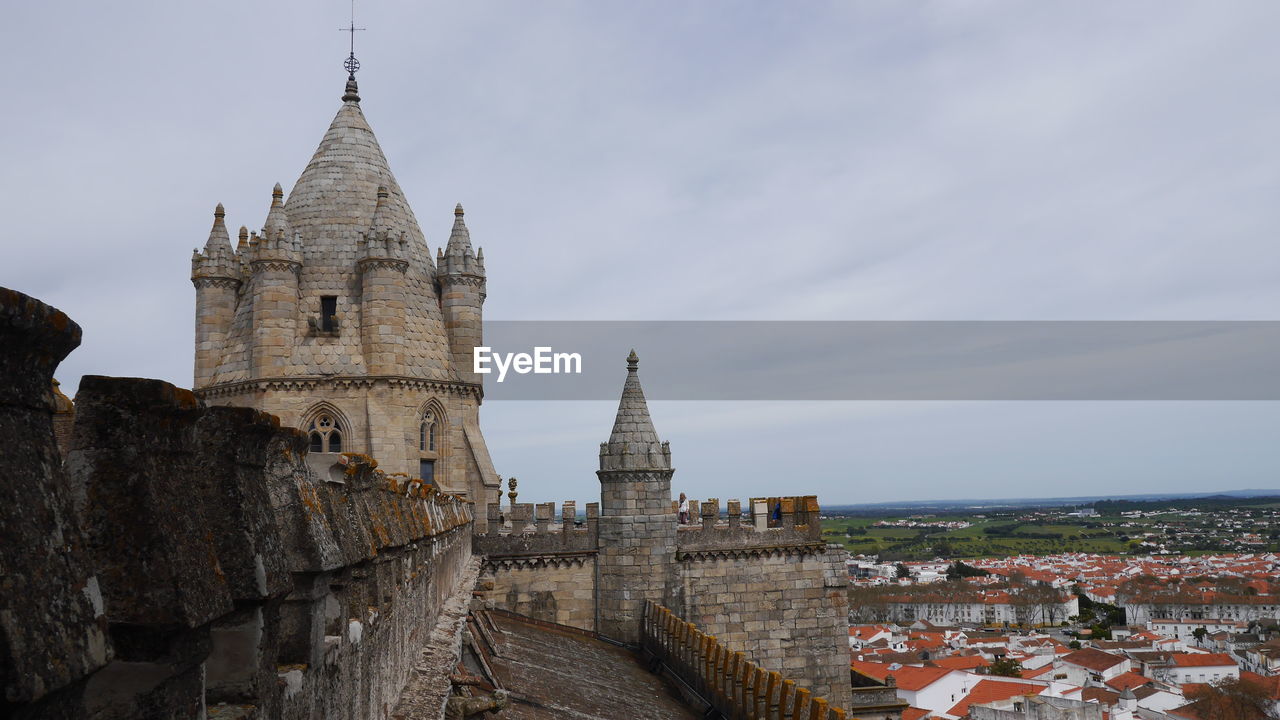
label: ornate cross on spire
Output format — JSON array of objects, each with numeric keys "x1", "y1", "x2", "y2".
[
  {"x1": 339, "y1": 0, "x2": 366, "y2": 102},
  {"x1": 340, "y1": 0, "x2": 366, "y2": 79}
]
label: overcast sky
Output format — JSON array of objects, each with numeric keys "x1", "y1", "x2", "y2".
[{"x1": 4, "y1": 2, "x2": 1279, "y2": 504}]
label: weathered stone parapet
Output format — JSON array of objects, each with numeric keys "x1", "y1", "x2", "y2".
[
  {"x1": 0, "y1": 287, "x2": 82, "y2": 408},
  {"x1": 2, "y1": 288, "x2": 478, "y2": 719},
  {"x1": 70, "y1": 376, "x2": 292, "y2": 626},
  {"x1": 642, "y1": 601, "x2": 849, "y2": 720},
  {"x1": 0, "y1": 288, "x2": 107, "y2": 709}
]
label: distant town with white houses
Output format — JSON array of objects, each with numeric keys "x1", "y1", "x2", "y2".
[{"x1": 841, "y1": 550, "x2": 1280, "y2": 720}]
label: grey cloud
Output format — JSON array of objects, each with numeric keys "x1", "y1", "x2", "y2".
[{"x1": 4, "y1": 1, "x2": 1279, "y2": 503}]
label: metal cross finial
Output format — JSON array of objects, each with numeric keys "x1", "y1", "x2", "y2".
[{"x1": 340, "y1": 0, "x2": 366, "y2": 78}]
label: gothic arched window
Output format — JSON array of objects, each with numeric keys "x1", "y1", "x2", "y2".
[
  {"x1": 419, "y1": 410, "x2": 437, "y2": 453},
  {"x1": 308, "y1": 413, "x2": 343, "y2": 453}
]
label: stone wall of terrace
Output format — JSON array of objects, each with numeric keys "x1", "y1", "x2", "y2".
[
  {"x1": 473, "y1": 501, "x2": 601, "y2": 631},
  {"x1": 0, "y1": 287, "x2": 478, "y2": 720}
]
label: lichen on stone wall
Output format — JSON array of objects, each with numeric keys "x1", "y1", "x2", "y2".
[{"x1": 0, "y1": 286, "x2": 478, "y2": 720}]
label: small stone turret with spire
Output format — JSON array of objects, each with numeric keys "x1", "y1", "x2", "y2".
[
  {"x1": 358, "y1": 185, "x2": 409, "y2": 377},
  {"x1": 248, "y1": 183, "x2": 302, "y2": 375},
  {"x1": 438, "y1": 203, "x2": 487, "y2": 385},
  {"x1": 191, "y1": 203, "x2": 242, "y2": 387},
  {"x1": 599, "y1": 350, "x2": 673, "y2": 471},
  {"x1": 596, "y1": 351, "x2": 677, "y2": 644}
]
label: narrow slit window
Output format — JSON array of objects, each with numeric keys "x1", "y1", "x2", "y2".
[{"x1": 320, "y1": 296, "x2": 338, "y2": 332}]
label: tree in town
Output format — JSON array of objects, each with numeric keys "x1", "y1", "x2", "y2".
[
  {"x1": 985, "y1": 657, "x2": 1024, "y2": 678},
  {"x1": 895, "y1": 563, "x2": 912, "y2": 579},
  {"x1": 1193, "y1": 627, "x2": 1209, "y2": 647},
  {"x1": 946, "y1": 561, "x2": 989, "y2": 580},
  {"x1": 1184, "y1": 676, "x2": 1277, "y2": 720}
]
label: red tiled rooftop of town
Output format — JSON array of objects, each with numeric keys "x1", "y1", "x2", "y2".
[
  {"x1": 1171, "y1": 653, "x2": 1237, "y2": 667},
  {"x1": 850, "y1": 660, "x2": 953, "y2": 691},
  {"x1": 931, "y1": 655, "x2": 989, "y2": 671},
  {"x1": 1105, "y1": 671, "x2": 1154, "y2": 692},
  {"x1": 1062, "y1": 648, "x2": 1127, "y2": 671},
  {"x1": 903, "y1": 706, "x2": 931, "y2": 720},
  {"x1": 946, "y1": 679, "x2": 1044, "y2": 718}
]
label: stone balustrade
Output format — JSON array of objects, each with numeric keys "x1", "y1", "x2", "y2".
[{"x1": 642, "y1": 601, "x2": 847, "y2": 720}]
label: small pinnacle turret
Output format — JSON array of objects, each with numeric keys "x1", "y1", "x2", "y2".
[
  {"x1": 440, "y1": 203, "x2": 483, "y2": 278},
  {"x1": 191, "y1": 203, "x2": 238, "y2": 283},
  {"x1": 191, "y1": 203, "x2": 243, "y2": 388},
  {"x1": 262, "y1": 182, "x2": 290, "y2": 241},
  {"x1": 204, "y1": 203, "x2": 230, "y2": 254},
  {"x1": 438, "y1": 204, "x2": 487, "y2": 385},
  {"x1": 358, "y1": 186, "x2": 409, "y2": 374},
  {"x1": 251, "y1": 184, "x2": 300, "y2": 267},
  {"x1": 358, "y1": 185, "x2": 407, "y2": 264},
  {"x1": 600, "y1": 350, "x2": 671, "y2": 471}
]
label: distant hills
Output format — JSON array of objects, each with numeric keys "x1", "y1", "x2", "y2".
[{"x1": 825, "y1": 489, "x2": 1280, "y2": 515}]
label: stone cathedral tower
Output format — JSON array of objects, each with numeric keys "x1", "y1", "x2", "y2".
[{"x1": 190, "y1": 72, "x2": 499, "y2": 508}]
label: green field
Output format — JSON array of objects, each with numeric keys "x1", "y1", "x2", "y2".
[{"x1": 820, "y1": 503, "x2": 1280, "y2": 561}]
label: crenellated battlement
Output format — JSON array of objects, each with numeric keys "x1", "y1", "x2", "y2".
[
  {"x1": 474, "y1": 500, "x2": 600, "y2": 561},
  {"x1": 674, "y1": 495, "x2": 824, "y2": 557}
]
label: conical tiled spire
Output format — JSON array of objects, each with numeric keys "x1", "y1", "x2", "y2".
[
  {"x1": 440, "y1": 203, "x2": 481, "y2": 276},
  {"x1": 369, "y1": 185, "x2": 395, "y2": 237},
  {"x1": 203, "y1": 203, "x2": 232, "y2": 256},
  {"x1": 283, "y1": 101, "x2": 428, "y2": 264},
  {"x1": 600, "y1": 350, "x2": 671, "y2": 471},
  {"x1": 609, "y1": 350, "x2": 658, "y2": 445},
  {"x1": 262, "y1": 182, "x2": 290, "y2": 240},
  {"x1": 359, "y1": 185, "x2": 406, "y2": 263},
  {"x1": 191, "y1": 203, "x2": 240, "y2": 283},
  {"x1": 446, "y1": 204, "x2": 471, "y2": 252}
]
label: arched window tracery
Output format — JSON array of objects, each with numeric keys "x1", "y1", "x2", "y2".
[
  {"x1": 419, "y1": 410, "x2": 437, "y2": 453},
  {"x1": 417, "y1": 402, "x2": 445, "y2": 485},
  {"x1": 307, "y1": 412, "x2": 344, "y2": 453}
]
